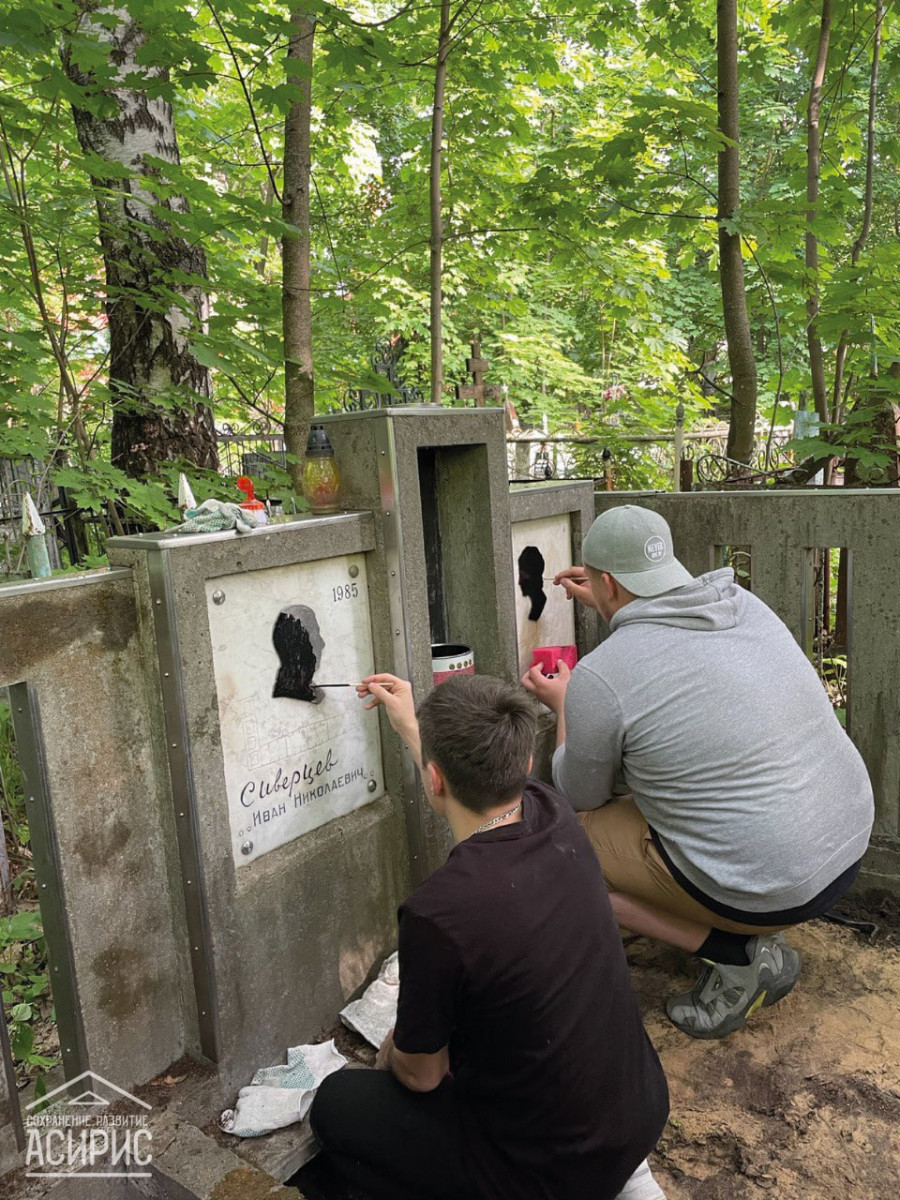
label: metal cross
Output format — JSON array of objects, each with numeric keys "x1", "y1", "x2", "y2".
[{"x1": 454, "y1": 340, "x2": 502, "y2": 407}]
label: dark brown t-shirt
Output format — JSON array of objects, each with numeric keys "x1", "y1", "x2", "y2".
[{"x1": 394, "y1": 779, "x2": 669, "y2": 1200}]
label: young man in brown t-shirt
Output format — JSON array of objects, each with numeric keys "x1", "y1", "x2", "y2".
[{"x1": 309, "y1": 673, "x2": 669, "y2": 1200}]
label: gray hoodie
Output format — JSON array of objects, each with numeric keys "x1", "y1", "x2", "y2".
[{"x1": 552, "y1": 568, "x2": 874, "y2": 912}]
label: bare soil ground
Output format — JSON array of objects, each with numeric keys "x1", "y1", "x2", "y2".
[
  {"x1": 296, "y1": 893, "x2": 900, "y2": 1200},
  {"x1": 632, "y1": 897, "x2": 900, "y2": 1199}
]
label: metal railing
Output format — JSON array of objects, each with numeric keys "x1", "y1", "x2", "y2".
[{"x1": 506, "y1": 427, "x2": 795, "y2": 488}]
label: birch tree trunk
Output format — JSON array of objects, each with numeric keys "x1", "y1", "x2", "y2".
[
  {"x1": 717, "y1": 0, "x2": 758, "y2": 467},
  {"x1": 282, "y1": 11, "x2": 316, "y2": 491},
  {"x1": 62, "y1": 6, "x2": 218, "y2": 479},
  {"x1": 429, "y1": 0, "x2": 452, "y2": 406},
  {"x1": 805, "y1": 0, "x2": 832, "y2": 424}
]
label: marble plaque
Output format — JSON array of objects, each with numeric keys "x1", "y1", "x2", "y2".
[
  {"x1": 511, "y1": 514, "x2": 577, "y2": 677},
  {"x1": 206, "y1": 554, "x2": 383, "y2": 865}
]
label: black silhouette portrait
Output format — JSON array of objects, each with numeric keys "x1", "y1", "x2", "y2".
[
  {"x1": 272, "y1": 605, "x2": 325, "y2": 703},
  {"x1": 517, "y1": 545, "x2": 547, "y2": 622}
]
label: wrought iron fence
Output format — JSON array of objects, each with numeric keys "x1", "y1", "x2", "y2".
[
  {"x1": 342, "y1": 338, "x2": 424, "y2": 411},
  {"x1": 217, "y1": 431, "x2": 288, "y2": 483},
  {"x1": 1, "y1": 418, "x2": 801, "y2": 581},
  {"x1": 506, "y1": 426, "x2": 795, "y2": 488},
  {"x1": 1, "y1": 458, "x2": 150, "y2": 581}
]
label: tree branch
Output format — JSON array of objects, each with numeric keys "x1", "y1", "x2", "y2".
[{"x1": 205, "y1": 0, "x2": 283, "y2": 204}]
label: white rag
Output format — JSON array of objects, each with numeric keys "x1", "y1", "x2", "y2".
[
  {"x1": 339, "y1": 951, "x2": 399, "y2": 1048},
  {"x1": 219, "y1": 1039, "x2": 347, "y2": 1138},
  {"x1": 615, "y1": 1159, "x2": 667, "y2": 1199}
]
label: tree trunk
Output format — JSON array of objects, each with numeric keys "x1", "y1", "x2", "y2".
[
  {"x1": 62, "y1": 7, "x2": 218, "y2": 479},
  {"x1": 429, "y1": 0, "x2": 452, "y2": 406},
  {"x1": 832, "y1": 0, "x2": 882, "y2": 419},
  {"x1": 716, "y1": 0, "x2": 758, "y2": 466},
  {"x1": 806, "y1": 0, "x2": 832, "y2": 424},
  {"x1": 283, "y1": 11, "x2": 316, "y2": 492}
]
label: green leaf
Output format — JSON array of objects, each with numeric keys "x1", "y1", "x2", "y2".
[
  {"x1": 0, "y1": 912, "x2": 43, "y2": 945},
  {"x1": 12, "y1": 1023, "x2": 33, "y2": 1059}
]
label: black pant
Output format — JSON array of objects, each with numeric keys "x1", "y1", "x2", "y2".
[{"x1": 309, "y1": 1068, "x2": 477, "y2": 1200}]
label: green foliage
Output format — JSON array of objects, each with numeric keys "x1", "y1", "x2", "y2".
[
  {"x1": 0, "y1": 911, "x2": 57, "y2": 1077},
  {"x1": 0, "y1": 0, "x2": 898, "y2": 508}
]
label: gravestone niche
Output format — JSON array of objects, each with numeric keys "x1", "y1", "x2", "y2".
[
  {"x1": 511, "y1": 514, "x2": 576, "y2": 677},
  {"x1": 206, "y1": 552, "x2": 384, "y2": 865}
]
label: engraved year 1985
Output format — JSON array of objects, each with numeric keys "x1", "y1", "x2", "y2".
[{"x1": 332, "y1": 583, "x2": 359, "y2": 603}]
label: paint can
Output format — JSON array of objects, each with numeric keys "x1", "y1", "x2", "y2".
[{"x1": 431, "y1": 643, "x2": 475, "y2": 686}]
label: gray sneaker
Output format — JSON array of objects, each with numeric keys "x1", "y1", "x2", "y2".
[{"x1": 666, "y1": 933, "x2": 802, "y2": 1039}]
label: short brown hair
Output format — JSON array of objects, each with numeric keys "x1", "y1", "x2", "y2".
[{"x1": 417, "y1": 674, "x2": 536, "y2": 813}]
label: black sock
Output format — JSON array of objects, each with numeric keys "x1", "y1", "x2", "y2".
[{"x1": 697, "y1": 929, "x2": 753, "y2": 966}]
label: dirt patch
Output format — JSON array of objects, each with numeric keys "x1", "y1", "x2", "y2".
[
  {"x1": 319, "y1": 1020, "x2": 376, "y2": 1069},
  {"x1": 630, "y1": 914, "x2": 900, "y2": 1198},
  {"x1": 133, "y1": 1052, "x2": 218, "y2": 1112},
  {"x1": 827, "y1": 887, "x2": 900, "y2": 949},
  {"x1": 211, "y1": 1166, "x2": 298, "y2": 1200}
]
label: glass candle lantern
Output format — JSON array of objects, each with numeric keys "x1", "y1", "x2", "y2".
[{"x1": 302, "y1": 424, "x2": 342, "y2": 513}]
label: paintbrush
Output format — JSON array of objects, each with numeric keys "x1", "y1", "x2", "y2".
[{"x1": 315, "y1": 681, "x2": 400, "y2": 689}]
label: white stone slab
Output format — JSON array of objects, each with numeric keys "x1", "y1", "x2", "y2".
[
  {"x1": 511, "y1": 514, "x2": 576, "y2": 677},
  {"x1": 206, "y1": 554, "x2": 383, "y2": 865}
]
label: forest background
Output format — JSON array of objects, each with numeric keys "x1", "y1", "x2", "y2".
[{"x1": 1, "y1": 0, "x2": 899, "y2": 537}]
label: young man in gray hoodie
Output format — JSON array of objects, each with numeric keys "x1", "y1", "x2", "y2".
[{"x1": 522, "y1": 504, "x2": 874, "y2": 1039}]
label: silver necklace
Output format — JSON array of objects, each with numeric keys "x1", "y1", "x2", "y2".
[{"x1": 474, "y1": 801, "x2": 522, "y2": 835}]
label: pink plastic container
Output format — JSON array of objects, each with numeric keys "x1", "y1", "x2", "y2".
[
  {"x1": 530, "y1": 644, "x2": 578, "y2": 677},
  {"x1": 431, "y1": 643, "x2": 475, "y2": 686}
]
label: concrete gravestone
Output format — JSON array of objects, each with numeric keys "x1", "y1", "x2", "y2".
[{"x1": 206, "y1": 552, "x2": 383, "y2": 865}]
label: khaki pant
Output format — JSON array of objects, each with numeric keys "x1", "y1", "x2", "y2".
[{"x1": 578, "y1": 796, "x2": 791, "y2": 936}]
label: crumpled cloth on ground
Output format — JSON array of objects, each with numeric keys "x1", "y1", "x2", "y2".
[
  {"x1": 219, "y1": 1039, "x2": 347, "y2": 1137},
  {"x1": 339, "y1": 951, "x2": 399, "y2": 1049},
  {"x1": 174, "y1": 499, "x2": 256, "y2": 535},
  {"x1": 616, "y1": 1159, "x2": 667, "y2": 1199}
]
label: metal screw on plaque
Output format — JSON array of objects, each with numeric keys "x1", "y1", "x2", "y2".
[
  {"x1": 212, "y1": 590, "x2": 226, "y2": 605},
  {"x1": 368, "y1": 779, "x2": 378, "y2": 793},
  {"x1": 349, "y1": 565, "x2": 359, "y2": 579},
  {"x1": 241, "y1": 840, "x2": 253, "y2": 856}
]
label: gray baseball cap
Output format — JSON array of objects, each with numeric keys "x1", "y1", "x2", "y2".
[{"x1": 582, "y1": 505, "x2": 694, "y2": 597}]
